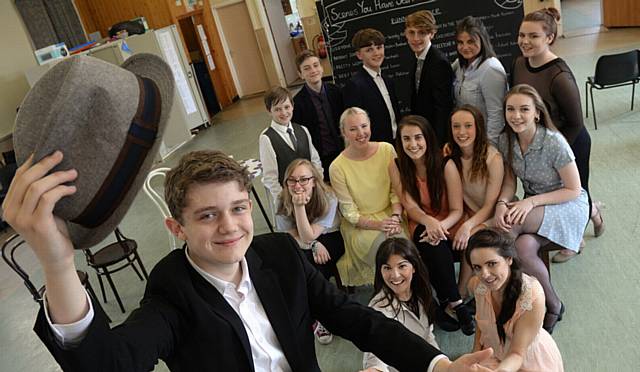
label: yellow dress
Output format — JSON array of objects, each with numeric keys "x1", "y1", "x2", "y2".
[{"x1": 329, "y1": 142, "x2": 403, "y2": 286}]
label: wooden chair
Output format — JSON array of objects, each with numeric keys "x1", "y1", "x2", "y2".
[
  {"x1": 82, "y1": 228, "x2": 148, "y2": 313},
  {"x1": 1, "y1": 234, "x2": 109, "y2": 321}
]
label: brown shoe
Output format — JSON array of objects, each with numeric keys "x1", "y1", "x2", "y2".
[
  {"x1": 552, "y1": 249, "x2": 578, "y2": 263},
  {"x1": 592, "y1": 201, "x2": 605, "y2": 237}
]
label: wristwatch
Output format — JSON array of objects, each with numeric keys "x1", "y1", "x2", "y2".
[{"x1": 310, "y1": 240, "x2": 318, "y2": 255}]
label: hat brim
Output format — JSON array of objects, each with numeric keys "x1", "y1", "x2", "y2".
[{"x1": 67, "y1": 53, "x2": 175, "y2": 249}]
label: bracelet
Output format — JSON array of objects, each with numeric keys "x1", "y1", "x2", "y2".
[
  {"x1": 391, "y1": 213, "x2": 401, "y2": 221},
  {"x1": 310, "y1": 240, "x2": 318, "y2": 254},
  {"x1": 496, "y1": 200, "x2": 508, "y2": 206}
]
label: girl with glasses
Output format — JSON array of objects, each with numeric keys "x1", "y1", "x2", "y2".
[{"x1": 276, "y1": 158, "x2": 346, "y2": 345}]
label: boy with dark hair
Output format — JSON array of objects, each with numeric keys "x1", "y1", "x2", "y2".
[
  {"x1": 343, "y1": 28, "x2": 401, "y2": 144},
  {"x1": 8, "y1": 149, "x2": 497, "y2": 372},
  {"x1": 405, "y1": 10, "x2": 454, "y2": 146},
  {"x1": 292, "y1": 50, "x2": 344, "y2": 181},
  {"x1": 259, "y1": 86, "x2": 322, "y2": 204}
]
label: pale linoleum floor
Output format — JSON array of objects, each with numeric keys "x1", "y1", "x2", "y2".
[{"x1": 1, "y1": 27, "x2": 640, "y2": 372}]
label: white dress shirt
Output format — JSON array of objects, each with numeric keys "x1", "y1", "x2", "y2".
[
  {"x1": 46, "y1": 251, "x2": 292, "y2": 372},
  {"x1": 362, "y1": 65, "x2": 397, "y2": 138},
  {"x1": 259, "y1": 120, "x2": 323, "y2": 206}
]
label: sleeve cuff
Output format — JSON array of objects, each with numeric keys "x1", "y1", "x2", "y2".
[
  {"x1": 427, "y1": 355, "x2": 449, "y2": 372},
  {"x1": 44, "y1": 289, "x2": 94, "y2": 347}
]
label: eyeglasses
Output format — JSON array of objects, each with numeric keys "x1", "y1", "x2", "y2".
[{"x1": 286, "y1": 176, "x2": 314, "y2": 186}]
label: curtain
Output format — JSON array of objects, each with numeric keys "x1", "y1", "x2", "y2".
[{"x1": 15, "y1": 0, "x2": 86, "y2": 50}]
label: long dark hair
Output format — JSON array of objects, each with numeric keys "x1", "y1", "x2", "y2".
[
  {"x1": 502, "y1": 84, "x2": 557, "y2": 171},
  {"x1": 448, "y1": 104, "x2": 489, "y2": 183},
  {"x1": 373, "y1": 237, "x2": 435, "y2": 323},
  {"x1": 465, "y1": 229, "x2": 522, "y2": 344},
  {"x1": 395, "y1": 115, "x2": 445, "y2": 214},
  {"x1": 455, "y1": 16, "x2": 497, "y2": 68}
]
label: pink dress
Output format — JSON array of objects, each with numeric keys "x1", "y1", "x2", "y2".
[{"x1": 471, "y1": 274, "x2": 564, "y2": 371}]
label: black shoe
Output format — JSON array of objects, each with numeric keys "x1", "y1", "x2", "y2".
[
  {"x1": 543, "y1": 302, "x2": 565, "y2": 334},
  {"x1": 434, "y1": 305, "x2": 460, "y2": 332},
  {"x1": 454, "y1": 303, "x2": 476, "y2": 336}
]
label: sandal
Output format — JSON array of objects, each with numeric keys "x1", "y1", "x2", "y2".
[
  {"x1": 592, "y1": 201, "x2": 606, "y2": 237},
  {"x1": 543, "y1": 302, "x2": 565, "y2": 334}
]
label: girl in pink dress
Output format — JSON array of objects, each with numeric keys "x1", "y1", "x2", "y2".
[{"x1": 466, "y1": 229, "x2": 564, "y2": 371}]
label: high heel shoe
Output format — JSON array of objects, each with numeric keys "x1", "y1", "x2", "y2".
[
  {"x1": 592, "y1": 201, "x2": 606, "y2": 237},
  {"x1": 543, "y1": 302, "x2": 565, "y2": 334}
]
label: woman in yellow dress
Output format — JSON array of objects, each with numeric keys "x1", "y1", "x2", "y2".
[{"x1": 329, "y1": 107, "x2": 404, "y2": 286}]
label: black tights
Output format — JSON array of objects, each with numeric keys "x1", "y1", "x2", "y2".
[
  {"x1": 507, "y1": 206, "x2": 562, "y2": 314},
  {"x1": 413, "y1": 225, "x2": 461, "y2": 305},
  {"x1": 571, "y1": 127, "x2": 593, "y2": 218}
]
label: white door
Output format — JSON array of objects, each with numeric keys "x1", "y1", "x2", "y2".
[
  {"x1": 217, "y1": 1, "x2": 269, "y2": 96},
  {"x1": 262, "y1": 0, "x2": 299, "y2": 86}
]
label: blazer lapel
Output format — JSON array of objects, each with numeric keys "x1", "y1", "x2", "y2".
[
  {"x1": 188, "y1": 265, "x2": 255, "y2": 371},
  {"x1": 246, "y1": 249, "x2": 303, "y2": 370},
  {"x1": 361, "y1": 66, "x2": 385, "y2": 104}
]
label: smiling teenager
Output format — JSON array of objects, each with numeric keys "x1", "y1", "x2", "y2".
[
  {"x1": 466, "y1": 229, "x2": 564, "y2": 371},
  {"x1": 405, "y1": 10, "x2": 454, "y2": 147},
  {"x1": 495, "y1": 84, "x2": 589, "y2": 333},
  {"x1": 446, "y1": 105, "x2": 505, "y2": 298},
  {"x1": 451, "y1": 16, "x2": 507, "y2": 145},
  {"x1": 362, "y1": 237, "x2": 439, "y2": 372},
  {"x1": 388, "y1": 115, "x2": 475, "y2": 336},
  {"x1": 511, "y1": 8, "x2": 604, "y2": 255},
  {"x1": 329, "y1": 107, "x2": 405, "y2": 288},
  {"x1": 4, "y1": 55, "x2": 497, "y2": 371}
]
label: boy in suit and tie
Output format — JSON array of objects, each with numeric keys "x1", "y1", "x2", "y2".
[
  {"x1": 259, "y1": 86, "x2": 323, "y2": 205},
  {"x1": 343, "y1": 28, "x2": 401, "y2": 144},
  {"x1": 292, "y1": 50, "x2": 344, "y2": 182},
  {"x1": 405, "y1": 10, "x2": 454, "y2": 146}
]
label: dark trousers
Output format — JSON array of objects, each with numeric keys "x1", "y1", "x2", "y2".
[
  {"x1": 302, "y1": 230, "x2": 345, "y2": 280},
  {"x1": 571, "y1": 127, "x2": 593, "y2": 217},
  {"x1": 321, "y1": 150, "x2": 342, "y2": 184},
  {"x1": 412, "y1": 225, "x2": 461, "y2": 305}
]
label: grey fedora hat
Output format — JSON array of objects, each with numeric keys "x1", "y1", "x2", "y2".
[{"x1": 13, "y1": 53, "x2": 174, "y2": 249}]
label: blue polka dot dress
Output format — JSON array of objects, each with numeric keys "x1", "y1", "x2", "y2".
[{"x1": 498, "y1": 126, "x2": 589, "y2": 252}]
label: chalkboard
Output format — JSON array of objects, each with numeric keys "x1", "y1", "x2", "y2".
[{"x1": 317, "y1": 0, "x2": 524, "y2": 113}]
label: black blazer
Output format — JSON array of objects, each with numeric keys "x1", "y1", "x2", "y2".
[
  {"x1": 34, "y1": 233, "x2": 441, "y2": 371},
  {"x1": 343, "y1": 66, "x2": 401, "y2": 144},
  {"x1": 292, "y1": 82, "x2": 344, "y2": 157},
  {"x1": 410, "y1": 47, "x2": 454, "y2": 146}
]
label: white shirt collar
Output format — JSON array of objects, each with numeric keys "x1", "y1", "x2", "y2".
[
  {"x1": 270, "y1": 120, "x2": 292, "y2": 133},
  {"x1": 185, "y1": 248, "x2": 252, "y2": 295},
  {"x1": 416, "y1": 42, "x2": 431, "y2": 60},
  {"x1": 362, "y1": 64, "x2": 381, "y2": 78}
]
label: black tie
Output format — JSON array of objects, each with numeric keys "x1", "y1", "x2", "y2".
[{"x1": 287, "y1": 127, "x2": 298, "y2": 151}]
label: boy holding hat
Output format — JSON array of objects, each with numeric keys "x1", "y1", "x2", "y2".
[{"x1": 3, "y1": 56, "x2": 494, "y2": 372}]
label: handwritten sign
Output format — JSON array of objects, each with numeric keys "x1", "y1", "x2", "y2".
[{"x1": 318, "y1": 0, "x2": 524, "y2": 113}]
